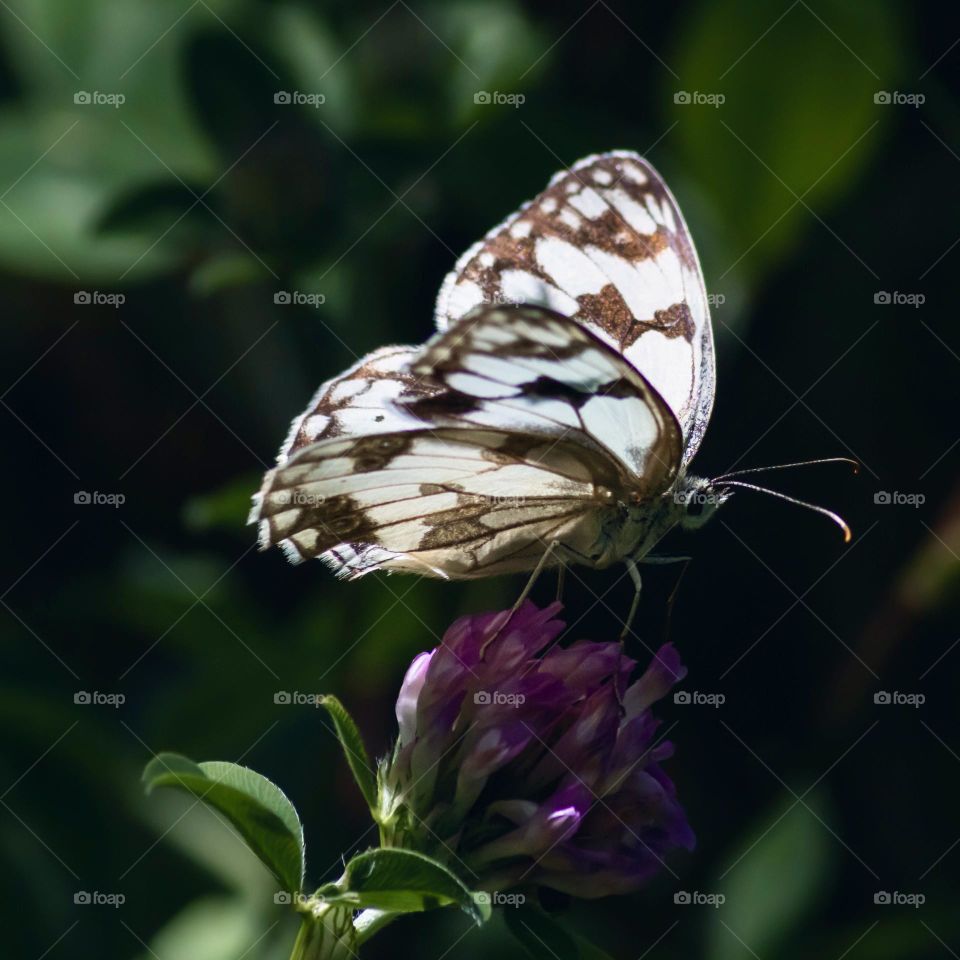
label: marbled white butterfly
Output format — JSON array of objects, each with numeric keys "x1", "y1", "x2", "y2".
[{"x1": 251, "y1": 151, "x2": 849, "y2": 583}]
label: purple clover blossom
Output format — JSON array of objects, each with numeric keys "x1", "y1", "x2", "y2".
[{"x1": 377, "y1": 601, "x2": 695, "y2": 899}]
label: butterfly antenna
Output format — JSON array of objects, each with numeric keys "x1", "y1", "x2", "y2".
[
  {"x1": 720, "y1": 480, "x2": 852, "y2": 542},
  {"x1": 714, "y1": 457, "x2": 859, "y2": 483}
]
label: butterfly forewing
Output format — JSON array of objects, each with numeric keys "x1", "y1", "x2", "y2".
[{"x1": 435, "y1": 150, "x2": 714, "y2": 465}]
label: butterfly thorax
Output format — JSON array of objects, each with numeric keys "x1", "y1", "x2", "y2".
[{"x1": 596, "y1": 474, "x2": 723, "y2": 567}]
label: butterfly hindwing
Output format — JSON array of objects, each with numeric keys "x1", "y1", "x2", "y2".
[
  {"x1": 435, "y1": 150, "x2": 714, "y2": 466},
  {"x1": 254, "y1": 427, "x2": 624, "y2": 579},
  {"x1": 277, "y1": 345, "x2": 439, "y2": 461},
  {"x1": 252, "y1": 304, "x2": 683, "y2": 580}
]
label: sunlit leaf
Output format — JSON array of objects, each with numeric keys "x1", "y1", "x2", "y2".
[
  {"x1": 316, "y1": 695, "x2": 378, "y2": 813},
  {"x1": 317, "y1": 848, "x2": 487, "y2": 925},
  {"x1": 143, "y1": 753, "x2": 305, "y2": 894}
]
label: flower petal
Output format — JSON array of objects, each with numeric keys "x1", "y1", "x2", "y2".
[
  {"x1": 622, "y1": 643, "x2": 687, "y2": 717},
  {"x1": 396, "y1": 651, "x2": 433, "y2": 746}
]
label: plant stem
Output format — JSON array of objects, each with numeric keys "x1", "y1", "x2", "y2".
[
  {"x1": 288, "y1": 902, "x2": 400, "y2": 959},
  {"x1": 289, "y1": 903, "x2": 356, "y2": 960}
]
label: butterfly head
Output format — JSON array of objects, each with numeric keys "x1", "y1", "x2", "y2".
[{"x1": 674, "y1": 476, "x2": 730, "y2": 532}]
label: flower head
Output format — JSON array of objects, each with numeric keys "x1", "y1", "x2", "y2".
[{"x1": 377, "y1": 602, "x2": 694, "y2": 898}]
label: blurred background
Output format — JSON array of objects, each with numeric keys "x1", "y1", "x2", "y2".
[{"x1": 1, "y1": 0, "x2": 958, "y2": 957}]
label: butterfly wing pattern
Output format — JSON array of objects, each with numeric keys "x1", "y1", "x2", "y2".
[
  {"x1": 253, "y1": 307, "x2": 682, "y2": 578},
  {"x1": 404, "y1": 306, "x2": 681, "y2": 491},
  {"x1": 436, "y1": 150, "x2": 714, "y2": 466},
  {"x1": 251, "y1": 150, "x2": 715, "y2": 580},
  {"x1": 277, "y1": 345, "x2": 437, "y2": 452}
]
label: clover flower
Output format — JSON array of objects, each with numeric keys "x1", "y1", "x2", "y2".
[{"x1": 377, "y1": 601, "x2": 695, "y2": 898}]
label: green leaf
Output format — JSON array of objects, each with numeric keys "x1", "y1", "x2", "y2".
[
  {"x1": 134, "y1": 896, "x2": 275, "y2": 960},
  {"x1": 707, "y1": 789, "x2": 832, "y2": 960},
  {"x1": 317, "y1": 695, "x2": 378, "y2": 812},
  {"x1": 671, "y1": 0, "x2": 898, "y2": 286},
  {"x1": 0, "y1": 0, "x2": 219, "y2": 282},
  {"x1": 267, "y1": 4, "x2": 359, "y2": 135},
  {"x1": 319, "y1": 848, "x2": 486, "y2": 926},
  {"x1": 438, "y1": 2, "x2": 547, "y2": 125},
  {"x1": 143, "y1": 753, "x2": 305, "y2": 894}
]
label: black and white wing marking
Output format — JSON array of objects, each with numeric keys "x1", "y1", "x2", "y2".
[
  {"x1": 403, "y1": 304, "x2": 682, "y2": 496},
  {"x1": 255, "y1": 428, "x2": 626, "y2": 579},
  {"x1": 275, "y1": 345, "x2": 440, "y2": 460},
  {"x1": 435, "y1": 150, "x2": 714, "y2": 466},
  {"x1": 252, "y1": 306, "x2": 682, "y2": 579},
  {"x1": 252, "y1": 344, "x2": 440, "y2": 556}
]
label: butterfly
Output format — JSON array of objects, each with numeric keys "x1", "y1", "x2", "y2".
[{"x1": 251, "y1": 150, "x2": 849, "y2": 583}]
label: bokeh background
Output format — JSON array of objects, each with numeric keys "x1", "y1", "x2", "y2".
[{"x1": 2, "y1": 0, "x2": 959, "y2": 957}]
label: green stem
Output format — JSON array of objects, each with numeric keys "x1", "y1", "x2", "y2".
[
  {"x1": 288, "y1": 902, "x2": 400, "y2": 959},
  {"x1": 288, "y1": 903, "x2": 356, "y2": 960}
]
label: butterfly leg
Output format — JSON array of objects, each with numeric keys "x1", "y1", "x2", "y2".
[
  {"x1": 481, "y1": 539, "x2": 561, "y2": 658},
  {"x1": 555, "y1": 562, "x2": 566, "y2": 603},
  {"x1": 613, "y1": 559, "x2": 643, "y2": 709},
  {"x1": 619, "y1": 558, "x2": 643, "y2": 644}
]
